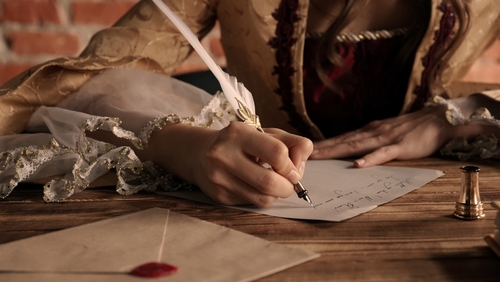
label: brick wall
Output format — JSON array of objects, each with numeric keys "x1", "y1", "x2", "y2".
[
  {"x1": 0, "y1": 0, "x2": 225, "y2": 85},
  {"x1": 0, "y1": 0, "x2": 499, "y2": 87}
]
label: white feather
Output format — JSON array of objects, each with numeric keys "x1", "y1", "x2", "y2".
[{"x1": 151, "y1": 0, "x2": 256, "y2": 118}]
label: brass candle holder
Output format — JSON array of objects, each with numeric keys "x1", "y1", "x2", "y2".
[{"x1": 454, "y1": 166, "x2": 485, "y2": 220}]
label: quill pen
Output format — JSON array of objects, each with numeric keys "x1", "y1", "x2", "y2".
[{"x1": 151, "y1": 0, "x2": 313, "y2": 207}]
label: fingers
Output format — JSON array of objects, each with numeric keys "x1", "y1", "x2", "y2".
[
  {"x1": 312, "y1": 114, "x2": 416, "y2": 153},
  {"x1": 265, "y1": 128, "x2": 314, "y2": 177},
  {"x1": 311, "y1": 123, "x2": 385, "y2": 160},
  {"x1": 313, "y1": 128, "x2": 370, "y2": 150},
  {"x1": 202, "y1": 151, "x2": 292, "y2": 207},
  {"x1": 353, "y1": 145, "x2": 400, "y2": 168},
  {"x1": 229, "y1": 156, "x2": 295, "y2": 199},
  {"x1": 199, "y1": 122, "x2": 304, "y2": 206},
  {"x1": 311, "y1": 133, "x2": 398, "y2": 160},
  {"x1": 310, "y1": 108, "x2": 451, "y2": 166},
  {"x1": 238, "y1": 126, "x2": 309, "y2": 184},
  {"x1": 310, "y1": 115, "x2": 418, "y2": 160},
  {"x1": 202, "y1": 167, "x2": 281, "y2": 207}
]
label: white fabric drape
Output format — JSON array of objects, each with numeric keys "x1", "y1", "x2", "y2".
[{"x1": 0, "y1": 68, "x2": 235, "y2": 201}]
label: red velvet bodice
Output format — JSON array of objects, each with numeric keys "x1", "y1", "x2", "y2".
[{"x1": 303, "y1": 34, "x2": 414, "y2": 137}]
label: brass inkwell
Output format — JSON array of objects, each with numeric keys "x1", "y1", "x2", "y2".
[{"x1": 454, "y1": 166, "x2": 485, "y2": 220}]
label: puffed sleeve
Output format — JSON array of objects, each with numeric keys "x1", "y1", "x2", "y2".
[{"x1": 0, "y1": 0, "x2": 218, "y2": 136}]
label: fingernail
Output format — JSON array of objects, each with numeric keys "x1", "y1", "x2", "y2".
[
  {"x1": 311, "y1": 149, "x2": 319, "y2": 155},
  {"x1": 298, "y1": 161, "x2": 306, "y2": 174},
  {"x1": 354, "y1": 159, "x2": 365, "y2": 166},
  {"x1": 287, "y1": 169, "x2": 301, "y2": 184}
]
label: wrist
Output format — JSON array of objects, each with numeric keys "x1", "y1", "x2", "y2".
[
  {"x1": 427, "y1": 95, "x2": 500, "y2": 160},
  {"x1": 427, "y1": 95, "x2": 500, "y2": 139},
  {"x1": 144, "y1": 123, "x2": 215, "y2": 184}
]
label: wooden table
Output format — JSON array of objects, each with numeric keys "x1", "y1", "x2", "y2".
[{"x1": 1, "y1": 157, "x2": 499, "y2": 281}]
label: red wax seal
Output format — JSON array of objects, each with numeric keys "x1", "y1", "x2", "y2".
[{"x1": 130, "y1": 262, "x2": 178, "y2": 278}]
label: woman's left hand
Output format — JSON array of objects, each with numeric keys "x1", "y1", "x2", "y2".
[{"x1": 310, "y1": 105, "x2": 456, "y2": 167}]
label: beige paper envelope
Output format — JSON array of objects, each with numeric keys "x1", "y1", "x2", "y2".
[{"x1": 0, "y1": 208, "x2": 318, "y2": 281}]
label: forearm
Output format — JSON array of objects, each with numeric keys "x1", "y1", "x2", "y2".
[
  {"x1": 87, "y1": 123, "x2": 214, "y2": 185},
  {"x1": 143, "y1": 123, "x2": 215, "y2": 184}
]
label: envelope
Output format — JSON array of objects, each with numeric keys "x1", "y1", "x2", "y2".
[{"x1": 0, "y1": 208, "x2": 318, "y2": 281}]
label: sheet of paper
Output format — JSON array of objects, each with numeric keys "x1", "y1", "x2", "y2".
[
  {"x1": 0, "y1": 208, "x2": 318, "y2": 282},
  {"x1": 160, "y1": 160, "x2": 444, "y2": 222}
]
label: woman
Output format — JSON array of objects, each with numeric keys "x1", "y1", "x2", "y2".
[{"x1": 1, "y1": 0, "x2": 499, "y2": 206}]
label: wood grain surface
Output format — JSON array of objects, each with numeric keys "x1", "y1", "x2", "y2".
[{"x1": 1, "y1": 157, "x2": 499, "y2": 281}]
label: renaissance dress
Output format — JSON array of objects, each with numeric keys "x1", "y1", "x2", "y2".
[{"x1": 1, "y1": 0, "x2": 500, "y2": 201}]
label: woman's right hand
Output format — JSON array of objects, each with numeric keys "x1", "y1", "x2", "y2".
[{"x1": 147, "y1": 122, "x2": 313, "y2": 207}]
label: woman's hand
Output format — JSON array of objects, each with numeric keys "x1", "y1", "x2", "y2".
[
  {"x1": 310, "y1": 105, "x2": 462, "y2": 167},
  {"x1": 148, "y1": 122, "x2": 313, "y2": 207},
  {"x1": 310, "y1": 94, "x2": 500, "y2": 167}
]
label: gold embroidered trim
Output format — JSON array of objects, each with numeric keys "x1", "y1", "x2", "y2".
[{"x1": 306, "y1": 28, "x2": 408, "y2": 42}]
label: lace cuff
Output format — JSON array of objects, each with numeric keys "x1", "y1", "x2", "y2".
[
  {"x1": 0, "y1": 92, "x2": 235, "y2": 202},
  {"x1": 426, "y1": 96, "x2": 500, "y2": 160}
]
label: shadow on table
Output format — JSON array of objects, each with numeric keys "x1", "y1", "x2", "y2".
[{"x1": 431, "y1": 248, "x2": 500, "y2": 281}]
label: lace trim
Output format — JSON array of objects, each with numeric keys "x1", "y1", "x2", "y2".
[
  {"x1": 1, "y1": 139, "x2": 77, "y2": 199},
  {"x1": 0, "y1": 93, "x2": 236, "y2": 202},
  {"x1": 440, "y1": 134, "x2": 500, "y2": 161},
  {"x1": 427, "y1": 96, "x2": 500, "y2": 126},
  {"x1": 427, "y1": 96, "x2": 500, "y2": 160}
]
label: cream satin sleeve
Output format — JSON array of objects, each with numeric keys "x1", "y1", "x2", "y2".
[
  {"x1": 0, "y1": 68, "x2": 235, "y2": 202},
  {"x1": 0, "y1": 0, "x2": 219, "y2": 136}
]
